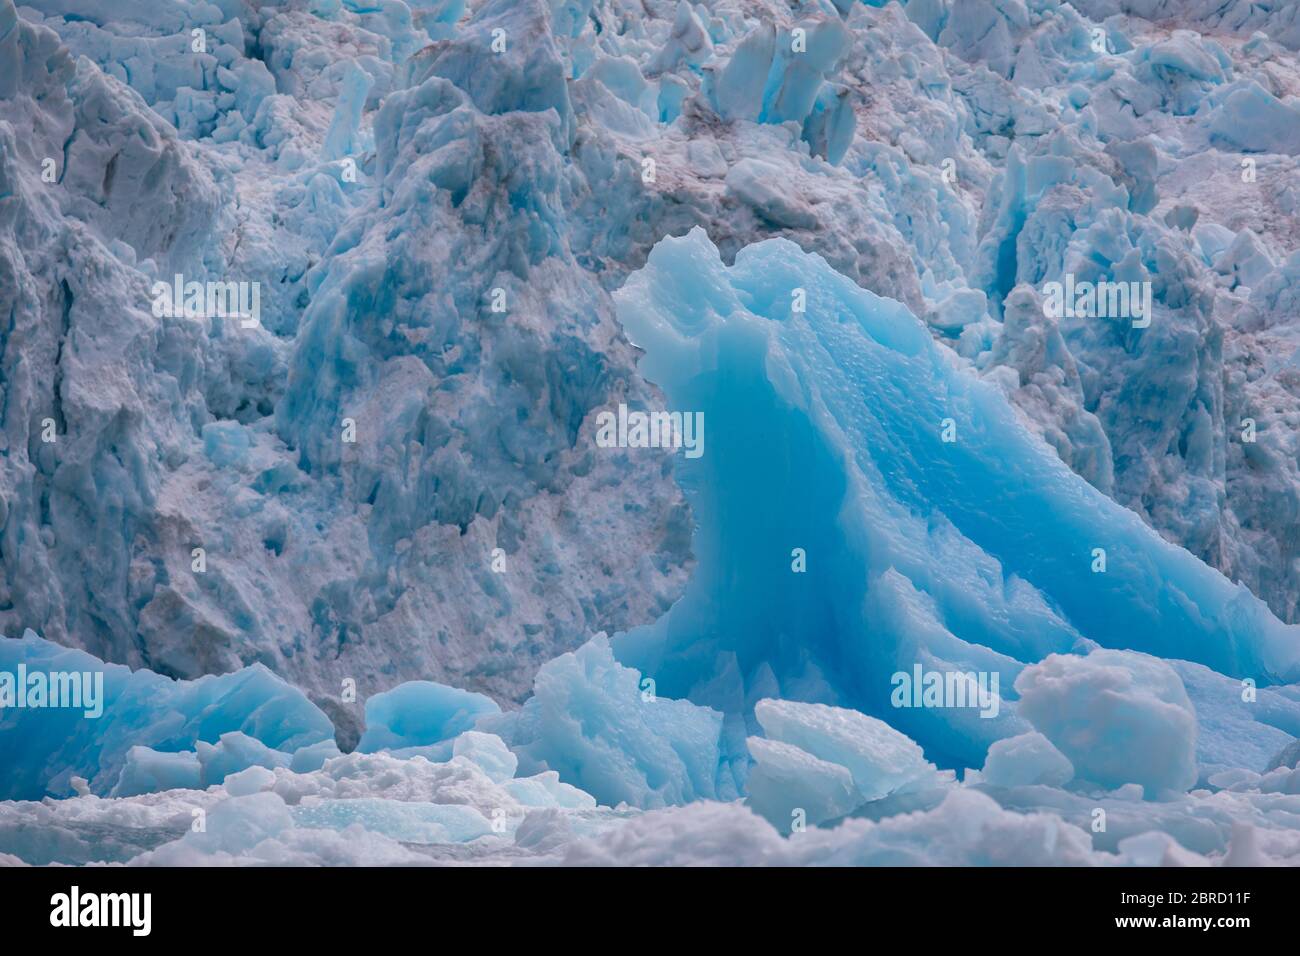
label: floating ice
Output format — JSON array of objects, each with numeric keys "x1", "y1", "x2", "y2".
[
  {"x1": 197, "y1": 732, "x2": 293, "y2": 788},
  {"x1": 452, "y1": 731, "x2": 518, "y2": 784},
  {"x1": 744, "y1": 736, "x2": 860, "y2": 828},
  {"x1": 111, "y1": 747, "x2": 202, "y2": 798}
]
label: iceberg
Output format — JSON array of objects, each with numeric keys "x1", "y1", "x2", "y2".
[
  {"x1": 0, "y1": 631, "x2": 333, "y2": 800},
  {"x1": 611, "y1": 228, "x2": 1300, "y2": 768}
]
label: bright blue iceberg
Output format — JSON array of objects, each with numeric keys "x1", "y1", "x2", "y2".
[
  {"x1": 611, "y1": 228, "x2": 1300, "y2": 772},
  {"x1": 357, "y1": 680, "x2": 500, "y2": 755},
  {"x1": 0, "y1": 631, "x2": 334, "y2": 800}
]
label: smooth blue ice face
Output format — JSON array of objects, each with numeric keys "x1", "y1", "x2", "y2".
[
  {"x1": 611, "y1": 228, "x2": 1300, "y2": 767},
  {"x1": 356, "y1": 680, "x2": 500, "y2": 753}
]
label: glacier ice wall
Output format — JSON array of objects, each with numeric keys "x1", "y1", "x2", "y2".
[
  {"x1": 7, "y1": 222, "x2": 1300, "y2": 861},
  {"x1": 0, "y1": 0, "x2": 696, "y2": 733},
  {"x1": 3, "y1": 0, "x2": 1299, "y2": 724}
]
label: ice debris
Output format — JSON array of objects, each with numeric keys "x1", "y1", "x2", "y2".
[{"x1": 0, "y1": 631, "x2": 332, "y2": 801}]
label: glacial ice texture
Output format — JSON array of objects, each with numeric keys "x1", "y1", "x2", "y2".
[{"x1": 1, "y1": 0, "x2": 1300, "y2": 866}]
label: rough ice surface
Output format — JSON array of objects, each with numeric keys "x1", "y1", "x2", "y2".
[
  {"x1": 612, "y1": 228, "x2": 1298, "y2": 753},
  {"x1": 0, "y1": 631, "x2": 333, "y2": 801},
  {"x1": 745, "y1": 698, "x2": 951, "y2": 827},
  {"x1": 2, "y1": 0, "x2": 1300, "y2": 867},
  {"x1": 111, "y1": 747, "x2": 202, "y2": 798},
  {"x1": 483, "y1": 635, "x2": 734, "y2": 809}
]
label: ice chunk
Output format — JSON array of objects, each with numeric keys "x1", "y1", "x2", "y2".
[
  {"x1": 486, "y1": 636, "x2": 729, "y2": 809},
  {"x1": 197, "y1": 732, "x2": 292, "y2": 788},
  {"x1": 707, "y1": 23, "x2": 775, "y2": 122},
  {"x1": 504, "y1": 772, "x2": 598, "y2": 810},
  {"x1": 1206, "y1": 82, "x2": 1300, "y2": 155},
  {"x1": 801, "y1": 83, "x2": 856, "y2": 166},
  {"x1": 357, "y1": 681, "x2": 500, "y2": 753},
  {"x1": 926, "y1": 287, "x2": 989, "y2": 333},
  {"x1": 290, "y1": 740, "x2": 343, "y2": 774},
  {"x1": 110, "y1": 747, "x2": 201, "y2": 797},
  {"x1": 706, "y1": 17, "x2": 851, "y2": 133},
  {"x1": 1146, "y1": 33, "x2": 1225, "y2": 83},
  {"x1": 0, "y1": 632, "x2": 333, "y2": 800},
  {"x1": 585, "y1": 56, "x2": 656, "y2": 118},
  {"x1": 646, "y1": 2, "x2": 712, "y2": 75},
  {"x1": 322, "y1": 61, "x2": 374, "y2": 160},
  {"x1": 1214, "y1": 229, "x2": 1276, "y2": 290},
  {"x1": 452, "y1": 731, "x2": 518, "y2": 784},
  {"x1": 182, "y1": 792, "x2": 296, "y2": 856},
  {"x1": 754, "y1": 699, "x2": 938, "y2": 801},
  {"x1": 223, "y1": 765, "x2": 278, "y2": 797},
  {"x1": 1015, "y1": 650, "x2": 1198, "y2": 794},
  {"x1": 979, "y1": 732, "x2": 1074, "y2": 788},
  {"x1": 745, "y1": 736, "x2": 860, "y2": 828}
]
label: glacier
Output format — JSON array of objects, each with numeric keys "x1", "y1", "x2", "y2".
[{"x1": 2, "y1": 0, "x2": 1300, "y2": 867}]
